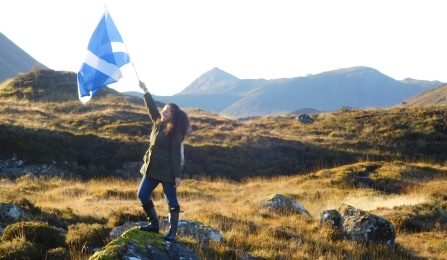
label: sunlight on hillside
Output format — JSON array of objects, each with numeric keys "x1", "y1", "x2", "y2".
[{"x1": 344, "y1": 194, "x2": 428, "y2": 211}]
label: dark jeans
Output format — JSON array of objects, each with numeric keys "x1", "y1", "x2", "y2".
[{"x1": 137, "y1": 175, "x2": 179, "y2": 207}]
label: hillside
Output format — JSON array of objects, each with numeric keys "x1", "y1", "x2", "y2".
[
  {"x1": 154, "y1": 67, "x2": 444, "y2": 118},
  {"x1": 397, "y1": 83, "x2": 447, "y2": 108},
  {"x1": 0, "y1": 32, "x2": 46, "y2": 83},
  {"x1": 1, "y1": 69, "x2": 447, "y2": 181},
  {"x1": 0, "y1": 68, "x2": 140, "y2": 103},
  {"x1": 1, "y1": 69, "x2": 447, "y2": 259}
]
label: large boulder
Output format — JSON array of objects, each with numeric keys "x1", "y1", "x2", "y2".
[
  {"x1": 111, "y1": 220, "x2": 223, "y2": 244},
  {"x1": 320, "y1": 204, "x2": 395, "y2": 247},
  {"x1": 90, "y1": 227, "x2": 200, "y2": 260}
]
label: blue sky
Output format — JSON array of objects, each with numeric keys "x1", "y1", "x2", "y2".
[{"x1": 1, "y1": 0, "x2": 446, "y2": 96}]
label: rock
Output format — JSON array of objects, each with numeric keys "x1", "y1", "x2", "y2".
[
  {"x1": 297, "y1": 114, "x2": 314, "y2": 124},
  {"x1": 320, "y1": 204, "x2": 396, "y2": 247},
  {"x1": 111, "y1": 220, "x2": 223, "y2": 244},
  {"x1": 261, "y1": 194, "x2": 311, "y2": 217},
  {"x1": 161, "y1": 219, "x2": 223, "y2": 243},
  {"x1": 90, "y1": 227, "x2": 201, "y2": 260},
  {"x1": 0, "y1": 202, "x2": 32, "y2": 222},
  {"x1": 320, "y1": 209, "x2": 342, "y2": 228}
]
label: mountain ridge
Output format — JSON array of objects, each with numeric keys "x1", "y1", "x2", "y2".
[{"x1": 153, "y1": 66, "x2": 443, "y2": 118}]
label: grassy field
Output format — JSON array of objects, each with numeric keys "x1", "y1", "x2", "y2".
[
  {"x1": 1, "y1": 70, "x2": 447, "y2": 259},
  {"x1": 1, "y1": 160, "x2": 447, "y2": 259}
]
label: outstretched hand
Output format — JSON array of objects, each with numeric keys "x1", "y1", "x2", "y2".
[{"x1": 139, "y1": 81, "x2": 147, "y2": 90}]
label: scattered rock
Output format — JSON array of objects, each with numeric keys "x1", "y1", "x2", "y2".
[
  {"x1": 320, "y1": 204, "x2": 396, "y2": 247},
  {"x1": 0, "y1": 202, "x2": 32, "y2": 222},
  {"x1": 297, "y1": 114, "x2": 314, "y2": 124},
  {"x1": 261, "y1": 194, "x2": 312, "y2": 217}
]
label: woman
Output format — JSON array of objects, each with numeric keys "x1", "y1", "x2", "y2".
[{"x1": 137, "y1": 81, "x2": 190, "y2": 241}]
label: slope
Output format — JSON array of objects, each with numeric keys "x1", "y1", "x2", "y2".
[
  {"x1": 397, "y1": 83, "x2": 447, "y2": 108},
  {"x1": 0, "y1": 32, "x2": 46, "y2": 83}
]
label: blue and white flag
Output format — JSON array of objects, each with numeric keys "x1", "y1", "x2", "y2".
[{"x1": 77, "y1": 9, "x2": 130, "y2": 104}]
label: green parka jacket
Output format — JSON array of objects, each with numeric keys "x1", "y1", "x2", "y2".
[{"x1": 139, "y1": 93, "x2": 184, "y2": 184}]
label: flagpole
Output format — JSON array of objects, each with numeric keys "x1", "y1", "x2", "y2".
[
  {"x1": 123, "y1": 44, "x2": 141, "y2": 82},
  {"x1": 104, "y1": 5, "x2": 140, "y2": 82}
]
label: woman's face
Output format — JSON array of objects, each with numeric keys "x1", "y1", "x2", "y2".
[{"x1": 161, "y1": 105, "x2": 172, "y2": 122}]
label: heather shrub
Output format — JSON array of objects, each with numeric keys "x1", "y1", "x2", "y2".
[
  {"x1": 0, "y1": 239, "x2": 43, "y2": 260},
  {"x1": 107, "y1": 208, "x2": 143, "y2": 227},
  {"x1": 66, "y1": 223, "x2": 111, "y2": 250},
  {"x1": 45, "y1": 247, "x2": 71, "y2": 260},
  {"x1": 1, "y1": 221, "x2": 66, "y2": 250}
]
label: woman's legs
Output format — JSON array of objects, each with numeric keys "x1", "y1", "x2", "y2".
[
  {"x1": 161, "y1": 181, "x2": 180, "y2": 240},
  {"x1": 137, "y1": 176, "x2": 160, "y2": 232},
  {"x1": 161, "y1": 181, "x2": 179, "y2": 207},
  {"x1": 137, "y1": 175, "x2": 160, "y2": 205}
]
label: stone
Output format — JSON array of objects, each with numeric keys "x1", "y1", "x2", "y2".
[
  {"x1": 320, "y1": 204, "x2": 396, "y2": 247},
  {"x1": 262, "y1": 194, "x2": 311, "y2": 217}
]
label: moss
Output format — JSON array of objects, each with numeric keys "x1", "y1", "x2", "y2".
[{"x1": 89, "y1": 227, "x2": 166, "y2": 260}]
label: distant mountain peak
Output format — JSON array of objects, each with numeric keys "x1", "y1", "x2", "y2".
[
  {"x1": 179, "y1": 67, "x2": 239, "y2": 95},
  {"x1": 317, "y1": 66, "x2": 381, "y2": 76}
]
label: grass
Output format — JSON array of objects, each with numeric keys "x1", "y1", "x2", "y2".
[
  {"x1": 1, "y1": 160, "x2": 447, "y2": 259},
  {"x1": 2, "y1": 72, "x2": 447, "y2": 180}
]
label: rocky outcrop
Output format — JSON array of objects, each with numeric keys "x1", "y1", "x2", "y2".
[
  {"x1": 90, "y1": 228, "x2": 201, "y2": 260},
  {"x1": 111, "y1": 220, "x2": 223, "y2": 244},
  {"x1": 97, "y1": 219, "x2": 223, "y2": 259},
  {"x1": 320, "y1": 204, "x2": 396, "y2": 247}
]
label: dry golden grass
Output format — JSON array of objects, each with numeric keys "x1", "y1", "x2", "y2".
[{"x1": 1, "y1": 160, "x2": 446, "y2": 259}]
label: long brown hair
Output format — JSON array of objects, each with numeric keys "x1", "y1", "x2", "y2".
[{"x1": 164, "y1": 103, "x2": 190, "y2": 137}]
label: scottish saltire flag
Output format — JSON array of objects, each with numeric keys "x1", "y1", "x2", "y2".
[{"x1": 77, "y1": 9, "x2": 130, "y2": 104}]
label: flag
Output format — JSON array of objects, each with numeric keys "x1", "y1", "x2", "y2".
[{"x1": 77, "y1": 9, "x2": 130, "y2": 104}]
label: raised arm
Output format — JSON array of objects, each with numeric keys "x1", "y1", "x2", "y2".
[{"x1": 139, "y1": 81, "x2": 161, "y2": 123}]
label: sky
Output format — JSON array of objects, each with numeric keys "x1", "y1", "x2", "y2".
[{"x1": 1, "y1": 0, "x2": 446, "y2": 96}]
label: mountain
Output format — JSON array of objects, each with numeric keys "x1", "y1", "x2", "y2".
[
  {"x1": 180, "y1": 67, "x2": 240, "y2": 94},
  {"x1": 396, "y1": 83, "x2": 447, "y2": 108},
  {"x1": 154, "y1": 67, "x2": 444, "y2": 118},
  {"x1": 151, "y1": 67, "x2": 267, "y2": 113},
  {"x1": 0, "y1": 32, "x2": 47, "y2": 83},
  {"x1": 1, "y1": 33, "x2": 444, "y2": 118}
]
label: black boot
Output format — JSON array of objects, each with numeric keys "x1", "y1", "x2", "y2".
[
  {"x1": 164, "y1": 205, "x2": 180, "y2": 241},
  {"x1": 140, "y1": 201, "x2": 159, "y2": 233}
]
